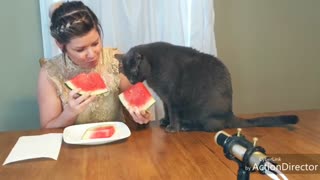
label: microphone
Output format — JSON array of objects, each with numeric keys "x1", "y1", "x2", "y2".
[
  {"x1": 215, "y1": 130, "x2": 267, "y2": 169},
  {"x1": 214, "y1": 129, "x2": 288, "y2": 180}
]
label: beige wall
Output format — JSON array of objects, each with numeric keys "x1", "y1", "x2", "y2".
[
  {"x1": 0, "y1": 0, "x2": 42, "y2": 131},
  {"x1": 215, "y1": 0, "x2": 320, "y2": 114}
]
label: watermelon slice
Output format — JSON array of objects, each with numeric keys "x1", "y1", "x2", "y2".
[
  {"x1": 119, "y1": 82, "x2": 156, "y2": 111},
  {"x1": 65, "y1": 72, "x2": 108, "y2": 95},
  {"x1": 82, "y1": 125, "x2": 115, "y2": 140}
]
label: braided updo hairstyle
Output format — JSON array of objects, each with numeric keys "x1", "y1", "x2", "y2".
[{"x1": 50, "y1": 1, "x2": 103, "y2": 52}]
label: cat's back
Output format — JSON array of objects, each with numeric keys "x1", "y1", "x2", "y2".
[
  {"x1": 136, "y1": 41, "x2": 229, "y2": 74},
  {"x1": 171, "y1": 44, "x2": 228, "y2": 74},
  {"x1": 139, "y1": 42, "x2": 197, "y2": 58},
  {"x1": 170, "y1": 46, "x2": 232, "y2": 89},
  {"x1": 157, "y1": 42, "x2": 224, "y2": 66}
]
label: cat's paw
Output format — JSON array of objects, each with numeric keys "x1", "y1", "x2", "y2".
[
  {"x1": 160, "y1": 118, "x2": 170, "y2": 127},
  {"x1": 180, "y1": 126, "x2": 192, "y2": 131},
  {"x1": 165, "y1": 125, "x2": 178, "y2": 133}
]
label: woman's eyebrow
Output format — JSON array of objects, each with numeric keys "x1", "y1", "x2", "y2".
[{"x1": 74, "y1": 37, "x2": 100, "y2": 49}]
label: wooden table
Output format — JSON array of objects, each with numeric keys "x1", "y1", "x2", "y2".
[{"x1": 1, "y1": 110, "x2": 320, "y2": 180}]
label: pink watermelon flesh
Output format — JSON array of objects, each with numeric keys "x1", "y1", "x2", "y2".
[
  {"x1": 82, "y1": 125, "x2": 115, "y2": 140},
  {"x1": 94, "y1": 126, "x2": 115, "y2": 131},
  {"x1": 119, "y1": 82, "x2": 155, "y2": 111},
  {"x1": 65, "y1": 72, "x2": 107, "y2": 95},
  {"x1": 88, "y1": 130, "x2": 114, "y2": 139}
]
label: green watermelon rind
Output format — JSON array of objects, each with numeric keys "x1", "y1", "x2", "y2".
[
  {"x1": 118, "y1": 91, "x2": 156, "y2": 111},
  {"x1": 65, "y1": 81, "x2": 108, "y2": 95}
]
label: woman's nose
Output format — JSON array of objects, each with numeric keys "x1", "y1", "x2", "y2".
[{"x1": 87, "y1": 48, "x2": 95, "y2": 58}]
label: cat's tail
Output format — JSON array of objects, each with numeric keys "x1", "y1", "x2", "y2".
[{"x1": 230, "y1": 115, "x2": 299, "y2": 128}]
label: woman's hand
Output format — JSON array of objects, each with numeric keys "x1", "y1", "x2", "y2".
[
  {"x1": 64, "y1": 88, "x2": 96, "y2": 118},
  {"x1": 128, "y1": 107, "x2": 152, "y2": 124},
  {"x1": 118, "y1": 74, "x2": 152, "y2": 124},
  {"x1": 38, "y1": 67, "x2": 96, "y2": 129}
]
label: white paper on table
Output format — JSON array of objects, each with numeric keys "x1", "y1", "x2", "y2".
[{"x1": 2, "y1": 133, "x2": 63, "y2": 165}]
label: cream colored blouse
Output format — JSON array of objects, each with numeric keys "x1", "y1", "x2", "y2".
[{"x1": 40, "y1": 48, "x2": 124, "y2": 124}]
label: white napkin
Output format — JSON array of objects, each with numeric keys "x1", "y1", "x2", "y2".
[{"x1": 2, "y1": 133, "x2": 63, "y2": 165}]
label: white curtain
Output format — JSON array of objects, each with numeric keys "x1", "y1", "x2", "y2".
[{"x1": 39, "y1": 0, "x2": 217, "y2": 120}]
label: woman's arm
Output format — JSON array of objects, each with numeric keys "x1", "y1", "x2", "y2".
[
  {"x1": 37, "y1": 67, "x2": 95, "y2": 128},
  {"x1": 119, "y1": 73, "x2": 132, "y2": 92}
]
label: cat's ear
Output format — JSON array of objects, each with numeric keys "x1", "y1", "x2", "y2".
[
  {"x1": 114, "y1": 54, "x2": 124, "y2": 73},
  {"x1": 114, "y1": 54, "x2": 124, "y2": 63}
]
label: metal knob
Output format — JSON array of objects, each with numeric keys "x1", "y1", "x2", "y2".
[
  {"x1": 237, "y1": 128, "x2": 242, "y2": 137},
  {"x1": 253, "y1": 137, "x2": 258, "y2": 146}
]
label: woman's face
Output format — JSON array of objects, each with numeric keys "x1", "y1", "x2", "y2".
[{"x1": 64, "y1": 29, "x2": 102, "y2": 69}]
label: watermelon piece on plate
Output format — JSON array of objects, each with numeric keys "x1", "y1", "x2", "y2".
[
  {"x1": 65, "y1": 72, "x2": 108, "y2": 95},
  {"x1": 119, "y1": 82, "x2": 156, "y2": 111},
  {"x1": 82, "y1": 125, "x2": 115, "y2": 140}
]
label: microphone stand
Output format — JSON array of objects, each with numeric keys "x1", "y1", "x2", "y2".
[{"x1": 221, "y1": 130, "x2": 267, "y2": 180}]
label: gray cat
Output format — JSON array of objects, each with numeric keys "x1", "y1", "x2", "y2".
[{"x1": 115, "y1": 42, "x2": 298, "y2": 132}]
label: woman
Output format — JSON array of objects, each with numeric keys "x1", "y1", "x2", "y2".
[{"x1": 38, "y1": 1, "x2": 151, "y2": 129}]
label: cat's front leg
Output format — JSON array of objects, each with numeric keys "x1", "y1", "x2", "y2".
[
  {"x1": 160, "y1": 102, "x2": 169, "y2": 127},
  {"x1": 165, "y1": 105, "x2": 180, "y2": 133},
  {"x1": 165, "y1": 123, "x2": 180, "y2": 132}
]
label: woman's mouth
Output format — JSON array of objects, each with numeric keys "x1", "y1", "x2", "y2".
[{"x1": 87, "y1": 59, "x2": 98, "y2": 67}]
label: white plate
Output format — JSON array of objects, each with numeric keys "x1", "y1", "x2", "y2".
[{"x1": 63, "y1": 121, "x2": 131, "y2": 145}]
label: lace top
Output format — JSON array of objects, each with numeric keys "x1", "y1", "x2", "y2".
[{"x1": 40, "y1": 48, "x2": 124, "y2": 124}]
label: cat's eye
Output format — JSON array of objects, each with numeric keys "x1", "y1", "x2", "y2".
[{"x1": 135, "y1": 53, "x2": 143, "y2": 60}]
